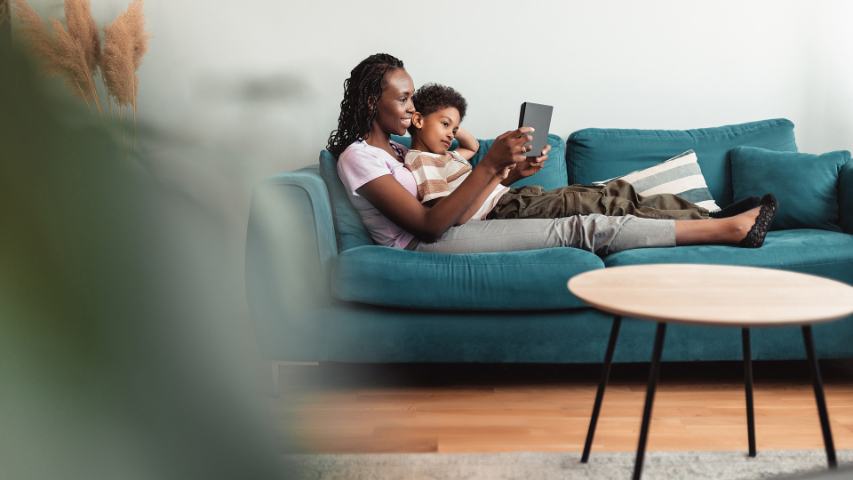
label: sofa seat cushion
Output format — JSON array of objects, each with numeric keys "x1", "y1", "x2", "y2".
[
  {"x1": 603, "y1": 229, "x2": 853, "y2": 285},
  {"x1": 332, "y1": 245, "x2": 604, "y2": 311}
]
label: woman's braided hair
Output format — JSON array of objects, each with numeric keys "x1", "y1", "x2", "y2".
[{"x1": 327, "y1": 53, "x2": 404, "y2": 156}]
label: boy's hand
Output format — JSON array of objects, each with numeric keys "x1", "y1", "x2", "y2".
[
  {"x1": 518, "y1": 144, "x2": 550, "y2": 177},
  {"x1": 502, "y1": 144, "x2": 550, "y2": 184},
  {"x1": 454, "y1": 127, "x2": 480, "y2": 161},
  {"x1": 482, "y1": 127, "x2": 535, "y2": 174}
]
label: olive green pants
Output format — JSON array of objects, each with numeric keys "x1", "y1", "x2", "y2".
[{"x1": 488, "y1": 179, "x2": 710, "y2": 221}]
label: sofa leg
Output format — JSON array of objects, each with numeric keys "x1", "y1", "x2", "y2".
[{"x1": 270, "y1": 361, "x2": 281, "y2": 398}]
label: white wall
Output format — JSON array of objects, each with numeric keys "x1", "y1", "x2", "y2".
[
  {"x1": 21, "y1": 0, "x2": 853, "y2": 174},
  {"x1": 797, "y1": 1, "x2": 853, "y2": 154}
]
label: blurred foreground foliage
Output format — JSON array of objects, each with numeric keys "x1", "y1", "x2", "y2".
[{"x1": 0, "y1": 35, "x2": 294, "y2": 480}]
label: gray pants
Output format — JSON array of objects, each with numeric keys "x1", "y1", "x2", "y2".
[{"x1": 412, "y1": 214, "x2": 675, "y2": 256}]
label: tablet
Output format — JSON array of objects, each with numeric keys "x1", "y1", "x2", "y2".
[{"x1": 518, "y1": 102, "x2": 553, "y2": 157}]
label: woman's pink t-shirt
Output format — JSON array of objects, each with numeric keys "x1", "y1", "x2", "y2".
[{"x1": 337, "y1": 140, "x2": 417, "y2": 248}]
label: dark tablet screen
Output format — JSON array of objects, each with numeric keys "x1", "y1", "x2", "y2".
[{"x1": 518, "y1": 102, "x2": 553, "y2": 157}]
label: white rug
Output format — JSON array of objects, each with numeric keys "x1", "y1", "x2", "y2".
[{"x1": 283, "y1": 450, "x2": 853, "y2": 480}]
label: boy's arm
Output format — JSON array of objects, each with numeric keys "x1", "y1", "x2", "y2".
[
  {"x1": 454, "y1": 127, "x2": 480, "y2": 161},
  {"x1": 425, "y1": 171, "x2": 502, "y2": 224},
  {"x1": 454, "y1": 174, "x2": 504, "y2": 225}
]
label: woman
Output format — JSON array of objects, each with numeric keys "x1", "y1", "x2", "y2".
[{"x1": 327, "y1": 53, "x2": 776, "y2": 255}]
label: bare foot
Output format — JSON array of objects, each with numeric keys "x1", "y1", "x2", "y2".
[
  {"x1": 727, "y1": 194, "x2": 778, "y2": 247},
  {"x1": 728, "y1": 206, "x2": 761, "y2": 243},
  {"x1": 674, "y1": 195, "x2": 776, "y2": 247}
]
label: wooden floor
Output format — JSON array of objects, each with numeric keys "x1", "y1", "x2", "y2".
[{"x1": 274, "y1": 361, "x2": 853, "y2": 454}]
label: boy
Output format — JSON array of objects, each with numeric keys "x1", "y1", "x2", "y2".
[
  {"x1": 403, "y1": 83, "x2": 515, "y2": 224},
  {"x1": 405, "y1": 84, "x2": 760, "y2": 223}
]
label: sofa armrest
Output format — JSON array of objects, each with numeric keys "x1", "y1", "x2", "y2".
[
  {"x1": 245, "y1": 168, "x2": 337, "y2": 359},
  {"x1": 840, "y1": 160, "x2": 853, "y2": 234},
  {"x1": 249, "y1": 167, "x2": 337, "y2": 265}
]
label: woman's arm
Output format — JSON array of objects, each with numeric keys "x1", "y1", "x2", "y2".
[
  {"x1": 454, "y1": 173, "x2": 506, "y2": 225},
  {"x1": 453, "y1": 127, "x2": 480, "y2": 161},
  {"x1": 358, "y1": 128, "x2": 534, "y2": 242},
  {"x1": 358, "y1": 162, "x2": 501, "y2": 242}
]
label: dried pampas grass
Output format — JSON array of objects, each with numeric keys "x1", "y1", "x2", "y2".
[
  {"x1": 13, "y1": 0, "x2": 57, "y2": 68},
  {"x1": 125, "y1": 0, "x2": 146, "y2": 69},
  {"x1": 102, "y1": 19, "x2": 133, "y2": 109},
  {"x1": 50, "y1": 17, "x2": 99, "y2": 105},
  {"x1": 103, "y1": 0, "x2": 147, "y2": 111},
  {"x1": 13, "y1": 0, "x2": 101, "y2": 110},
  {"x1": 12, "y1": 0, "x2": 148, "y2": 116},
  {"x1": 64, "y1": 0, "x2": 99, "y2": 75}
]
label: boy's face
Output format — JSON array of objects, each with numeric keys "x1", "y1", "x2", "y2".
[{"x1": 412, "y1": 107, "x2": 461, "y2": 154}]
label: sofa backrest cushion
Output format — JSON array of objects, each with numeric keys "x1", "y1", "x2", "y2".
[
  {"x1": 392, "y1": 133, "x2": 569, "y2": 190},
  {"x1": 567, "y1": 118, "x2": 797, "y2": 207},
  {"x1": 319, "y1": 150, "x2": 374, "y2": 251},
  {"x1": 730, "y1": 146, "x2": 850, "y2": 232}
]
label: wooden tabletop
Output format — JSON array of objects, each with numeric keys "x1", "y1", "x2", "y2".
[{"x1": 567, "y1": 264, "x2": 853, "y2": 327}]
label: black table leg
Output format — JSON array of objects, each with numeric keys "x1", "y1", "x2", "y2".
[
  {"x1": 802, "y1": 325, "x2": 837, "y2": 469},
  {"x1": 633, "y1": 322, "x2": 667, "y2": 480},
  {"x1": 581, "y1": 316, "x2": 622, "y2": 463},
  {"x1": 742, "y1": 328, "x2": 756, "y2": 457}
]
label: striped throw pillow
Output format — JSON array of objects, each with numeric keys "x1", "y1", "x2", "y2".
[{"x1": 594, "y1": 150, "x2": 721, "y2": 212}]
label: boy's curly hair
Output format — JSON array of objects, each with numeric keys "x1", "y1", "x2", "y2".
[
  {"x1": 327, "y1": 53, "x2": 405, "y2": 156},
  {"x1": 408, "y1": 83, "x2": 467, "y2": 135}
]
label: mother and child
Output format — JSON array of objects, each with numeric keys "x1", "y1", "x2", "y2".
[{"x1": 327, "y1": 53, "x2": 777, "y2": 255}]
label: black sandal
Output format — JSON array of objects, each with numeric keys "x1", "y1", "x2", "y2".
[{"x1": 738, "y1": 194, "x2": 778, "y2": 248}]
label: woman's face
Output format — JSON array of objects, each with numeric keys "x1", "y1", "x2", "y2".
[{"x1": 373, "y1": 68, "x2": 415, "y2": 136}]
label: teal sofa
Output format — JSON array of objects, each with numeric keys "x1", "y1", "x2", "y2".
[{"x1": 246, "y1": 119, "x2": 853, "y2": 365}]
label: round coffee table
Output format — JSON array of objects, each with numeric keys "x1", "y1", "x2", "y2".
[{"x1": 567, "y1": 264, "x2": 853, "y2": 480}]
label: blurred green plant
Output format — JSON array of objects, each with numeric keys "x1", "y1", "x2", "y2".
[
  {"x1": 0, "y1": 33, "x2": 300, "y2": 480},
  {"x1": 1, "y1": 0, "x2": 10, "y2": 41}
]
